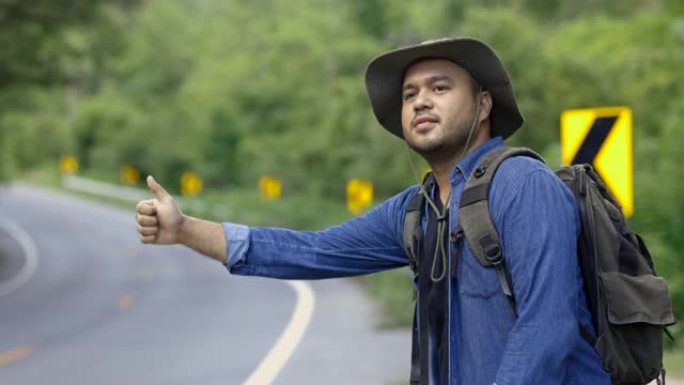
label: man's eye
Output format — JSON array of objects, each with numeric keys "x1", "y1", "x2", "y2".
[
  {"x1": 403, "y1": 91, "x2": 416, "y2": 101},
  {"x1": 434, "y1": 85, "x2": 448, "y2": 92}
]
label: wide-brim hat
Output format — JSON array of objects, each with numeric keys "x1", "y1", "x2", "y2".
[{"x1": 364, "y1": 37, "x2": 523, "y2": 139}]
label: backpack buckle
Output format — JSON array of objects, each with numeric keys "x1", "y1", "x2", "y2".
[
  {"x1": 483, "y1": 243, "x2": 503, "y2": 265},
  {"x1": 474, "y1": 159, "x2": 492, "y2": 178}
]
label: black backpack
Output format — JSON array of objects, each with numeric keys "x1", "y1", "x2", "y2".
[{"x1": 403, "y1": 146, "x2": 676, "y2": 385}]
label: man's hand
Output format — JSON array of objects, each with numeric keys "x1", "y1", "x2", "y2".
[
  {"x1": 136, "y1": 175, "x2": 185, "y2": 245},
  {"x1": 135, "y1": 175, "x2": 227, "y2": 262}
]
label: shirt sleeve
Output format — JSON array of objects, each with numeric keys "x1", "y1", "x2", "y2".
[
  {"x1": 222, "y1": 222, "x2": 250, "y2": 267},
  {"x1": 224, "y1": 187, "x2": 416, "y2": 279},
  {"x1": 490, "y1": 159, "x2": 581, "y2": 385}
]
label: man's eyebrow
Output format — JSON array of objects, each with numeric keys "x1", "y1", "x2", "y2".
[
  {"x1": 402, "y1": 82, "x2": 417, "y2": 91},
  {"x1": 402, "y1": 75, "x2": 453, "y2": 90}
]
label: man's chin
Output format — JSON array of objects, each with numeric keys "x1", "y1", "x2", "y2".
[{"x1": 406, "y1": 138, "x2": 442, "y2": 156}]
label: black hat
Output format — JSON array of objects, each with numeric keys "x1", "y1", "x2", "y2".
[{"x1": 364, "y1": 37, "x2": 523, "y2": 139}]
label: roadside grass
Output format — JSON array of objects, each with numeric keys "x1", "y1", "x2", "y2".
[
  {"x1": 19, "y1": 165, "x2": 353, "y2": 230},
  {"x1": 357, "y1": 267, "x2": 414, "y2": 329},
  {"x1": 665, "y1": 348, "x2": 684, "y2": 378}
]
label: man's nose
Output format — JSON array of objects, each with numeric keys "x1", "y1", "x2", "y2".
[{"x1": 413, "y1": 91, "x2": 433, "y2": 111}]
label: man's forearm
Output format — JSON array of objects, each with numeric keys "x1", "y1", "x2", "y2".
[{"x1": 179, "y1": 215, "x2": 228, "y2": 263}]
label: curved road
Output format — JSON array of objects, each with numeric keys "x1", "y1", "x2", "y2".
[{"x1": 0, "y1": 184, "x2": 410, "y2": 385}]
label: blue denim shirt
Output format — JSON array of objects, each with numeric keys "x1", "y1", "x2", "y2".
[{"x1": 224, "y1": 137, "x2": 611, "y2": 385}]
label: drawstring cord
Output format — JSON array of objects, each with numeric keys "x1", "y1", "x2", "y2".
[{"x1": 405, "y1": 87, "x2": 484, "y2": 283}]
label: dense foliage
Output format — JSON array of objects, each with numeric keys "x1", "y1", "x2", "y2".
[{"x1": 2, "y1": 0, "x2": 684, "y2": 339}]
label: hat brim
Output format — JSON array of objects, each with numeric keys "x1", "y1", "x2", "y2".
[{"x1": 364, "y1": 38, "x2": 523, "y2": 140}]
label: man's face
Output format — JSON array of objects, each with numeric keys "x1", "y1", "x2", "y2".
[{"x1": 401, "y1": 59, "x2": 481, "y2": 157}]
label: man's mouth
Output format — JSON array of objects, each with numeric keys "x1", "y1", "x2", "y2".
[{"x1": 412, "y1": 115, "x2": 439, "y2": 130}]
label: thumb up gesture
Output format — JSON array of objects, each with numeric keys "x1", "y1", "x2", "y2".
[{"x1": 136, "y1": 176, "x2": 185, "y2": 244}]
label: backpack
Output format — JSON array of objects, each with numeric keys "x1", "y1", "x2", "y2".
[{"x1": 403, "y1": 146, "x2": 676, "y2": 385}]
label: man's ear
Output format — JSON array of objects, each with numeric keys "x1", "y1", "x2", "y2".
[{"x1": 479, "y1": 90, "x2": 493, "y2": 124}]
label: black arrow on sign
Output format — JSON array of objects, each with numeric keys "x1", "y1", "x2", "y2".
[{"x1": 571, "y1": 116, "x2": 618, "y2": 165}]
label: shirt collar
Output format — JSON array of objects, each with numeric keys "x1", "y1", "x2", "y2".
[
  {"x1": 452, "y1": 136, "x2": 504, "y2": 183},
  {"x1": 422, "y1": 136, "x2": 505, "y2": 190}
]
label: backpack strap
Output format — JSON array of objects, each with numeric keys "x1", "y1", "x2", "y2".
[
  {"x1": 403, "y1": 176, "x2": 429, "y2": 385},
  {"x1": 409, "y1": 308, "x2": 421, "y2": 385},
  {"x1": 404, "y1": 191, "x2": 424, "y2": 275},
  {"x1": 404, "y1": 174, "x2": 432, "y2": 274},
  {"x1": 459, "y1": 146, "x2": 544, "y2": 313}
]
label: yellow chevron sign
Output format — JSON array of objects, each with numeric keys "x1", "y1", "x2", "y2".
[
  {"x1": 60, "y1": 155, "x2": 79, "y2": 174},
  {"x1": 346, "y1": 179, "x2": 373, "y2": 215},
  {"x1": 121, "y1": 165, "x2": 141, "y2": 186},
  {"x1": 259, "y1": 176, "x2": 282, "y2": 200},
  {"x1": 180, "y1": 172, "x2": 203, "y2": 197},
  {"x1": 561, "y1": 106, "x2": 633, "y2": 217}
]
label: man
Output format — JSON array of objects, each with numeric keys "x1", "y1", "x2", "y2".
[{"x1": 136, "y1": 38, "x2": 611, "y2": 384}]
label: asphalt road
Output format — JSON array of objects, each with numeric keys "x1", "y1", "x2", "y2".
[{"x1": 0, "y1": 184, "x2": 410, "y2": 385}]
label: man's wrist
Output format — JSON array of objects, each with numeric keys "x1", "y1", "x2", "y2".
[
  {"x1": 177, "y1": 214, "x2": 192, "y2": 246},
  {"x1": 177, "y1": 215, "x2": 228, "y2": 263}
]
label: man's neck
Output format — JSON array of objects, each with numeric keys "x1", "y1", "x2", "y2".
[
  {"x1": 426, "y1": 131, "x2": 492, "y2": 206},
  {"x1": 430, "y1": 159, "x2": 456, "y2": 207}
]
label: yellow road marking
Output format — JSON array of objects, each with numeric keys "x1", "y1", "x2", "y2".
[
  {"x1": 117, "y1": 294, "x2": 135, "y2": 309},
  {"x1": 137, "y1": 266, "x2": 155, "y2": 280},
  {"x1": 0, "y1": 345, "x2": 33, "y2": 367},
  {"x1": 244, "y1": 281, "x2": 315, "y2": 385}
]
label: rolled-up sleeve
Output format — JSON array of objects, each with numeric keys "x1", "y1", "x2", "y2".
[{"x1": 222, "y1": 222, "x2": 251, "y2": 269}]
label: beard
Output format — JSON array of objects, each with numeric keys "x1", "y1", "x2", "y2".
[{"x1": 405, "y1": 119, "x2": 476, "y2": 164}]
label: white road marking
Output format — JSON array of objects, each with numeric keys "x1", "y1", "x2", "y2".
[
  {"x1": 244, "y1": 281, "x2": 315, "y2": 385},
  {"x1": 0, "y1": 216, "x2": 39, "y2": 298}
]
